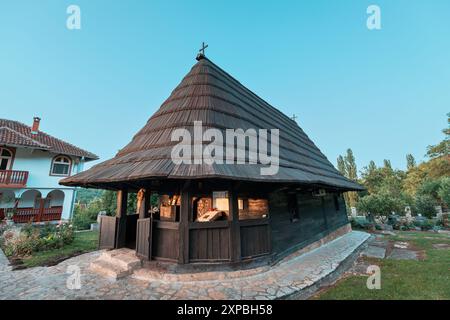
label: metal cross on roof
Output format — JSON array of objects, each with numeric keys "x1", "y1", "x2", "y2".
[
  {"x1": 199, "y1": 42, "x2": 208, "y2": 55},
  {"x1": 291, "y1": 114, "x2": 298, "y2": 121}
]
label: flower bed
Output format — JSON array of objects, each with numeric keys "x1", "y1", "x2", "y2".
[{"x1": 0, "y1": 222, "x2": 74, "y2": 258}]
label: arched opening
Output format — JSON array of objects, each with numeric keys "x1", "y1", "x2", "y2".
[
  {"x1": 50, "y1": 155, "x2": 72, "y2": 176},
  {"x1": 0, "y1": 190, "x2": 16, "y2": 220},
  {"x1": 18, "y1": 190, "x2": 42, "y2": 209},
  {"x1": 45, "y1": 190, "x2": 65, "y2": 209},
  {"x1": 0, "y1": 147, "x2": 13, "y2": 170},
  {"x1": 15, "y1": 190, "x2": 43, "y2": 223}
]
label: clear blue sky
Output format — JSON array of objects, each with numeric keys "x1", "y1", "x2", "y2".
[{"x1": 1, "y1": 0, "x2": 448, "y2": 174}]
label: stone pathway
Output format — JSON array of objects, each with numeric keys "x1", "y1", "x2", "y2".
[
  {"x1": 0, "y1": 231, "x2": 369, "y2": 300},
  {"x1": 361, "y1": 234, "x2": 424, "y2": 261}
]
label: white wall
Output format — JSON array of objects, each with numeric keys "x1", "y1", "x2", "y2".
[
  {"x1": 1, "y1": 147, "x2": 88, "y2": 220},
  {"x1": 12, "y1": 148, "x2": 83, "y2": 189}
]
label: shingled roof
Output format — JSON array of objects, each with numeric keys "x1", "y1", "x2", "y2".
[
  {"x1": 0, "y1": 118, "x2": 98, "y2": 160},
  {"x1": 60, "y1": 56, "x2": 363, "y2": 191}
]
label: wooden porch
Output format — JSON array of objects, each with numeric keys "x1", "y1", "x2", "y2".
[{"x1": 98, "y1": 181, "x2": 272, "y2": 265}]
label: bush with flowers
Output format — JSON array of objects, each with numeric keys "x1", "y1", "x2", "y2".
[{"x1": 0, "y1": 221, "x2": 74, "y2": 258}]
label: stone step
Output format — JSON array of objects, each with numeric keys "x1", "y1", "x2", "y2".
[
  {"x1": 98, "y1": 251, "x2": 142, "y2": 270},
  {"x1": 89, "y1": 260, "x2": 132, "y2": 280}
]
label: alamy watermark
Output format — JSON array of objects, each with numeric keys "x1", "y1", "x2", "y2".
[
  {"x1": 366, "y1": 265, "x2": 381, "y2": 289},
  {"x1": 170, "y1": 121, "x2": 280, "y2": 176},
  {"x1": 367, "y1": 5, "x2": 381, "y2": 30},
  {"x1": 66, "y1": 265, "x2": 81, "y2": 290},
  {"x1": 66, "y1": 5, "x2": 81, "y2": 30}
]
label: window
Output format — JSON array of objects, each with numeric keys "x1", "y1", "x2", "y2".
[
  {"x1": 50, "y1": 156, "x2": 71, "y2": 176},
  {"x1": 156, "y1": 194, "x2": 180, "y2": 222},
  {"x1": 238, "y1": 198, "x2": 269, "y2": 220},
  {"x1": 0, "y1": 147, "x2": 13, "y2": 170},
  {"x1": 193, "y1": 191, "x2": 230, "y2": 222}
]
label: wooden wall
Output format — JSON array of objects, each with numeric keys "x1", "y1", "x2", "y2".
[
  {"x1": 270, "y1": 192, "x2": 348, "y2": 255},
  {"x1": 189, "y1": 223, "x2": 230, "y2": 262},
  {"x1": 152, "y1": 221, "x2": 179, "y2": 261}
]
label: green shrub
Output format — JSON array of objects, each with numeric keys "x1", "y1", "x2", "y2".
[
  {"x1": 438, "y1": 177, "x2": 450, "y2": 208},
  {"x1": 413, "y1": 218, "x2": 435, "y2": 231},
  {"x1": 0, "y1": 222, "x2": 74, "y2": 258},
  {"x1": 415, "y1": 195, "x2": 437, "y2": 218},
  {"x1": 350, "y1": 217, "x2": 374, "y2": 230},
  {"x1": 72, "y1": 211, "x2": 94, "y2": 230},
  {"x1": 357, "y1": 192, "x2": 411, "y2": 216}
]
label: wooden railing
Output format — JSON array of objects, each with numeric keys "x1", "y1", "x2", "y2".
[
  {"x1": 0, "y1": 170, "x2": 29, "y2": 188},
  {"x1": 11, "y1": 207, "x2": 63, "y2": 223}
]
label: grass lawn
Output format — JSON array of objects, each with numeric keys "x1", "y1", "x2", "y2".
[
  {"x1": 315, "y1": 231, "x2": 450, "y2": 300},
  {"x1": 21, "y1": 231, "x2": 99, "y2": 268}
]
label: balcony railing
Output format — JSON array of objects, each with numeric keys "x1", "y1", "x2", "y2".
[
  {"x1": 0, "y1": 170, "x2": 29, "y2": 188},
  {"x1": 0, "y1": 207, "x2": 63, "y2": 223}
]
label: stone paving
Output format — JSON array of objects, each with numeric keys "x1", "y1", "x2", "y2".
[
  {"x1": 361, "y1": 234, "x2": 425, "y2": 261},
  {"x1": 0, "y1": 231, "x2": 370, "y2": 300}
]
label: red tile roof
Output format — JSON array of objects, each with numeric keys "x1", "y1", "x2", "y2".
[{"x1": 0, "y1": 119, "x2": 98, "y2": 160}]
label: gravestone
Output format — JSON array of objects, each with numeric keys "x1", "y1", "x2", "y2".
[
  {"x1": 350, "y1": 207, "x2": 357, "y2": 218},
  {"x1": 97, "y1": 211, "x2": 107, "y2": 224},
  {"x1": 404, "y1": 206, "x2": 412, "y2": 218}
]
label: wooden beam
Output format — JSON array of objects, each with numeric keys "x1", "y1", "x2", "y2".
[
  {"x1": 229, "y1": 186, "x2": 241, "y2": 262},
  {"x1": 115, "y1": 189, "x2": 128, "y2": 248},
  {"x1": 144, "y1": 189, "x2": 151, "y2": 219},
  {"x1": 116, "y1": 190, "x2": 128, "y2": 218},
  {"x1": 178, "y1": 182, "x2": 191, "y2": 264}
]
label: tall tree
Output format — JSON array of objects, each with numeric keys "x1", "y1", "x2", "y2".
[
  {"x1": 383, "y1": 159, "x2": 392, "y2": 170},
  {"x1": 342, "y1": 149, "x2": 359, "y2": 208},
  {"x1": 368, "y1": 160, "x2": 377, "y2": 174},
  {"x1": 337, "y1": 155, "x2": 346, "y2": 176},
  {"x1": 344, "y1": 149, "x2": 358, "y2": 181},
  {"x1": 426, "y1": 112, "x2": 449, "y2": 159},
  {"x1": 406, "y1": 154, "x2": 416, "y2": 170}
]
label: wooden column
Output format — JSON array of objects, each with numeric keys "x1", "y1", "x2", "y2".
[
  {"x1": 178, "y1": 183, "x2": 191, "y2": 264},
  {"x1": 229, "y1": 187, "x2": 241, "y2": 262},
  {"x1": 137, "y1": 188, "x2": 150, "y2": 219},
  {"x1": 146, "y1": 190, "x2": 153, "y2": 259},
  {"x1": 37, "y1": 198, "x2": 45, "y2": 223},
  {"x1": 115, "y1": 189, "x2": 128, "y2": 248}
]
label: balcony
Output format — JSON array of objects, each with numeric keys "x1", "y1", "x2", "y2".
[
  {"x1": 0, "y1": 170, "x2": 29, "y2": 188},
  {"x1": 0, "y1": 207, "x2": 63, "y2": 223}
]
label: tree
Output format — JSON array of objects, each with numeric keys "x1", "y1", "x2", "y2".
[
  {"x1": 341, "y1": 149, "x2": 359, "y2": 207},
  {"x1": 344, "y1": 149, "x2": 358, "y2": 181},
  {"x1": 426, "y1": 112, "x2": 449, "y2": 159},
  {"x1": 383, "y1": 159, "x2": 392, "y2": 171},
  {"x1": 100, "y1": 191, "x2": 137, "y2": 216},
  {"x1": 415, "y1": 195, "x2": 437, "y2": 218},
  {"x1": 438, "y1": 177, "x2": 450, "y2": 208},
  {"x1": 368, "y1": 160, "x2": 377, "y2": 173},
  {"x1": 406, "y1": 154, "x2": 416, "y2": 170},
  {"x1": 337, "y1": 155, "x2": 346, "y2": 176}
]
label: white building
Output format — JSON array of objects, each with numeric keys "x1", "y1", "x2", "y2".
[{"x1": 0, "y1": 117, "x2": 98, "y2": 222}]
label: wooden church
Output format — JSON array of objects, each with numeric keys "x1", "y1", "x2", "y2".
[{"x1": 61, "y1": 52, "x2": 363, "y2": 265}]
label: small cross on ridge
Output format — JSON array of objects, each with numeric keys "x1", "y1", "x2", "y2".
[
  {"x1": 196, "y1": 42, "x2": 208, "y2": 60},
  {"x1": 291, "y1": 114, "x2": 298, "y2": 122}
]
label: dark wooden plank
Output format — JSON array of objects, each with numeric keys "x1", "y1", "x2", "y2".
[
  {"x1": 178, "y1": 187, "x2": 190, "y2": 264},
  {"x1": 154, "y1": 220, "x2": 179, "y2": 230},
  {"x1": 189, "y1": 220, "x2": 230, "y2": 229},
  {"x1": 99, "y1": 216, "x2": 117, "y2": 249},
  {"x1": 229, "y1": 188, "x2": 241, "y2": 262},
  {"x1": 240, "y1": 224, "x2": 271, "y2": 258},
  {"x1": 136, "y1": 218, "x2": 150, "y2": 259}
]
